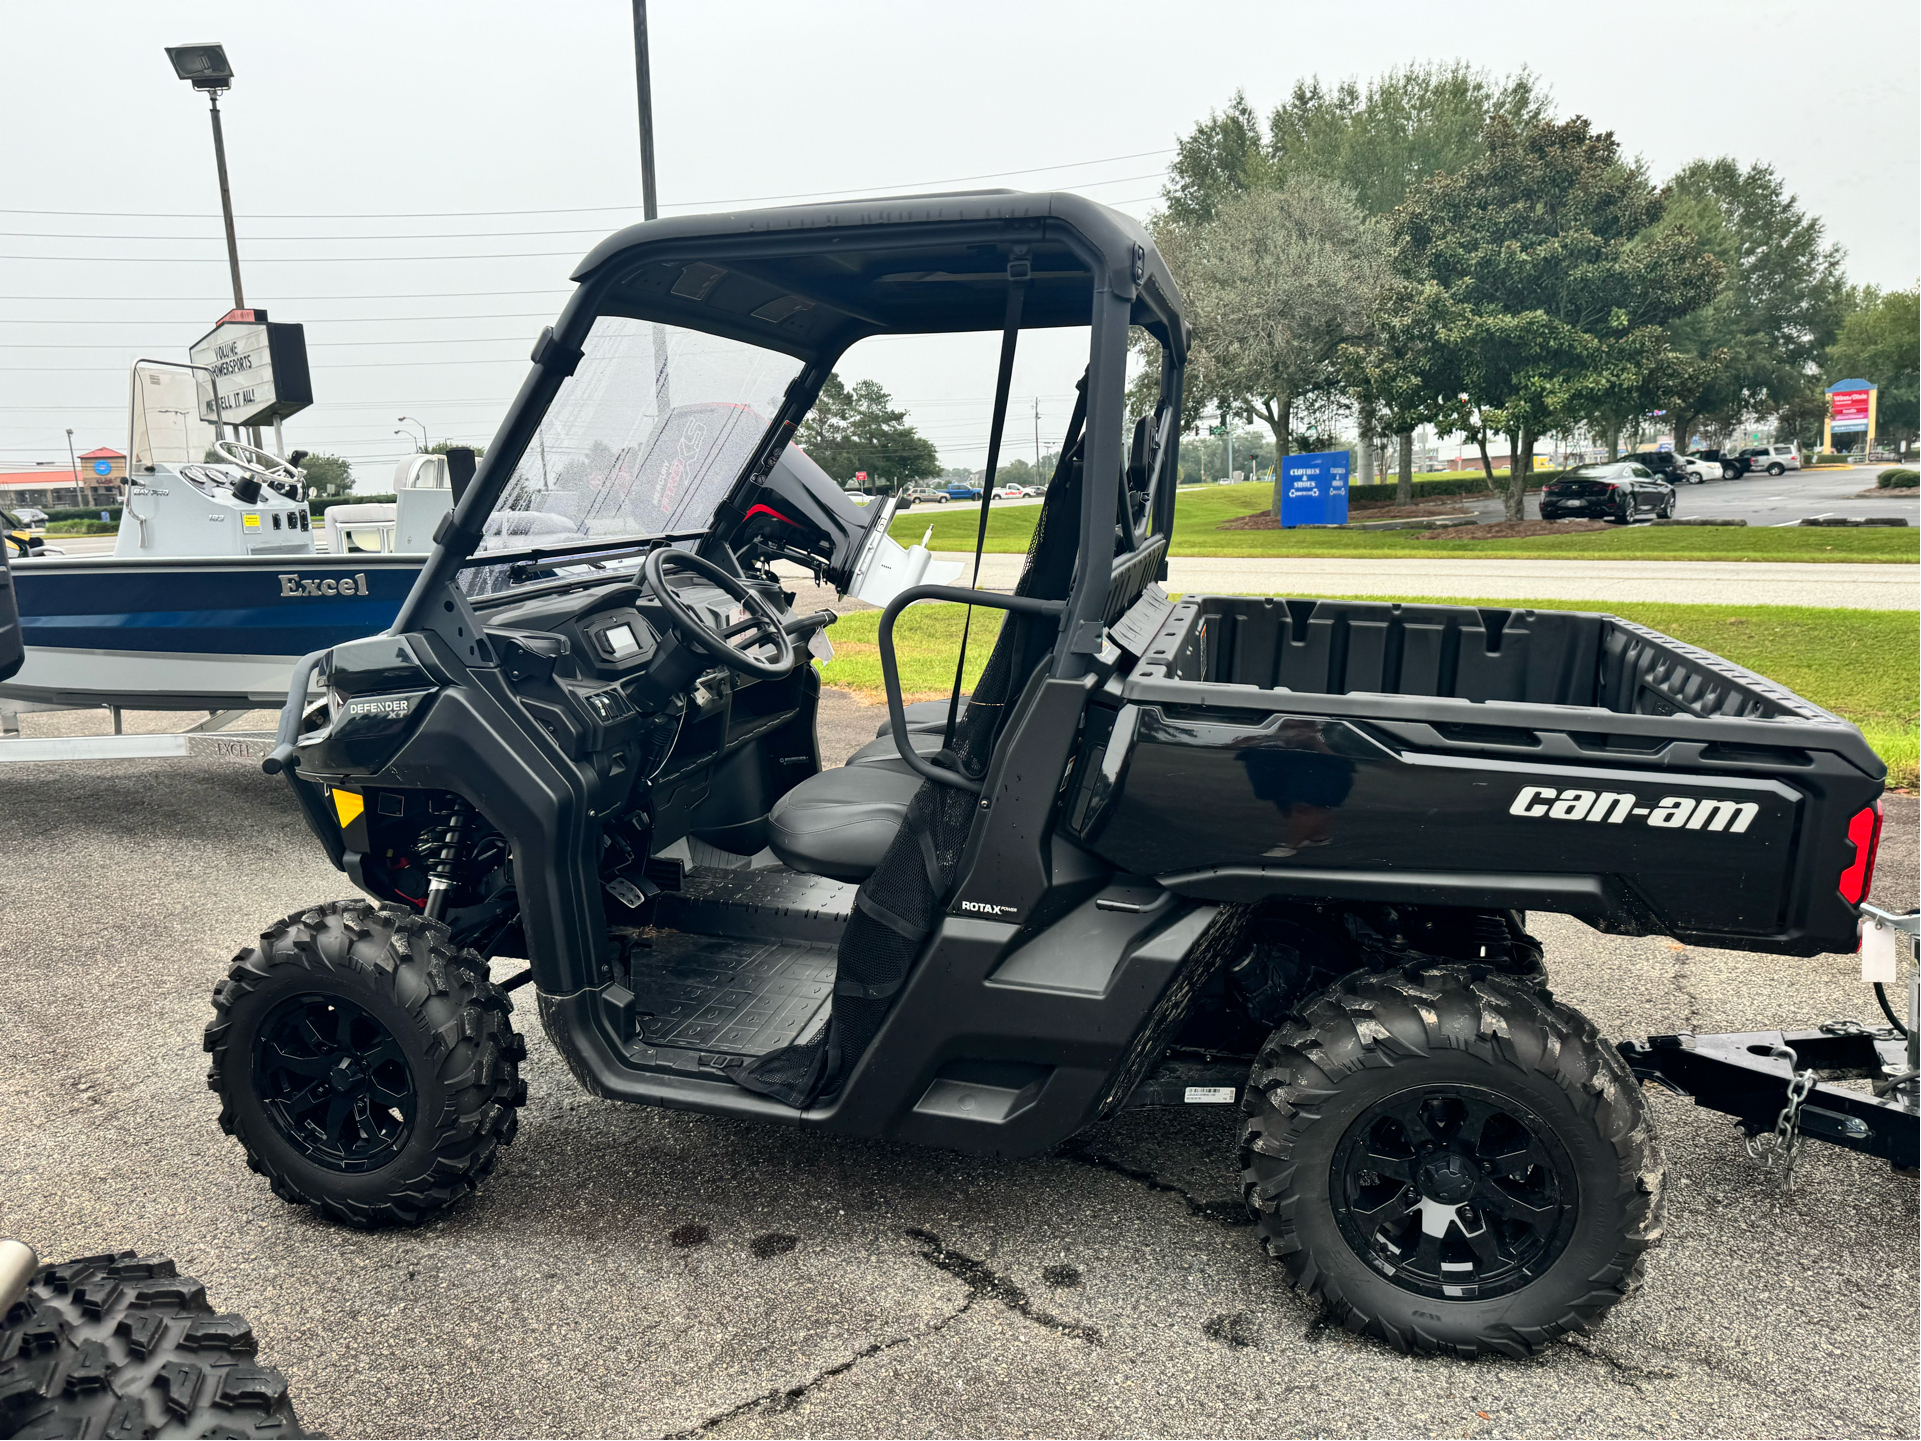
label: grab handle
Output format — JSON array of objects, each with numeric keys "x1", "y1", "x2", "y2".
[
  {"x1": 262, "y1": 647, "x2": 329, "y2": 776},
  {"x1": 877, "y1": 585, "x2": 1065, "y2": 793}
]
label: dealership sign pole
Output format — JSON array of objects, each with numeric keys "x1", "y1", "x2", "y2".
[{"x1": 1825, "y1": 379, "x2": 1876, "y2": 457}]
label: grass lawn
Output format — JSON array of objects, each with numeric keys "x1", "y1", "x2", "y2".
[
  {"x1": 818, "y1": 596, "x2": 1918, "y2": 788},
  {"x1": 887, "y1": 481, "x2": 1919, "y2": 561}
]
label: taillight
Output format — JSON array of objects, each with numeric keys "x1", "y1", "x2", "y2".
[{"x1": 1837, "y1": 801, "x2": 1883, "y2": 905}]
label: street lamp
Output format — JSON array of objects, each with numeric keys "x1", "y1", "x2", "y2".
[
  {"x1": 65, "y1": 428, "x2": 79, "y2": 508},
  {"x1": 398, "y1": 417, "x2": 429, "y2": 451},
  {"x1": 165, "y1": 44, "x2": 245, "y2": 313}
]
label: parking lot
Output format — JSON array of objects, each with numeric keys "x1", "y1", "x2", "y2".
[
  {"x1": 1459, "y1": 462, "x2": 1911, "y2": 527},
  {"x1": 0, "y1": 696, "x2": 1914, "y2": 1440}
]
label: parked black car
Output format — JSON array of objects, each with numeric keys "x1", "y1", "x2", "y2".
[
  {"x1": 1540, "y1": 461, "x2": 1675, "y2": 522},
  {"x1": 1689, "y1": 448, "x2": 1749, "y2": 479},
  {"x1": 1621, "y1": 449, "x2": 1695, "y2": 486}
]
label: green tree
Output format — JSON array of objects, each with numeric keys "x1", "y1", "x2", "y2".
[
  {"x1": 1826, "y1": 284, "x2": 1920, "y2": 451},
  {"x1": 426, "y1": 439, "x2": 488, "y2": 458},
  {"x1": 1162, "y1": 64, "x2": 1552, "y2": 226},
  {"x1": 1155, "y1": 175, "x2": 1391, "y2": 513},
  {"x1": 797, "y1": 374, "x2": 941, "y2": 489},
  {"x1": 296, "y1": 452, "x2": 354, "y2": 499},
  {"x1": 1363, "y1": 116, "x2": 1722, "y2": 520},
  {"x1": 1164, "y1": 64, "x2": 1552, "y2": 500},
  {"x1": 1654, "y1": 158, "x2": 1847, "y2": 452}
]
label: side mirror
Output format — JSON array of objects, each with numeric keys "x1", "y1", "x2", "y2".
[{"x1": 0, "y1": 539, "x2": 22, "y2": 684}]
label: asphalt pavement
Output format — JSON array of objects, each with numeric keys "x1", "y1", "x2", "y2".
[
  {"x1": 0, "y1": 695, "x2": 1915, "y2": 1440},
  {"x1": 1462, "y1": 462, "x2": 1916, "y2": 528}
]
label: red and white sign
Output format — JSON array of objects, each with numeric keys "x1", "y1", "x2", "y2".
[
  {"x1": 1831, "y1": 389, "x2": 1872, "y2": 431},
  {"x1": 854, "y1": 471, "x2": 867, "y2": 482}
]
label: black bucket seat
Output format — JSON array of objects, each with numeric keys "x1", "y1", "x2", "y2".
[{"x1": 766, "y1": 699, "x2": 969, "y2": 880}]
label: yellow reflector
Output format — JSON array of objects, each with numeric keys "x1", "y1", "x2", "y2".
[{"x1": 332, "y1": 789, "x2": 365, "y2": 827}]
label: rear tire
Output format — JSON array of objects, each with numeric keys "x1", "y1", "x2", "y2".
[
  {"x1": 1238, "y1": 965, "x2": 1663, "y2": 1358},
  {"x1": 205, "y1": 899, "x2": 528, "y2": 1228},
  {"x1": 0, "y1": 1252, "x2": 309, "y2": 1438},
  {"x1": 1768, "y1": 463, "x2": 1785, "y2": 476}
]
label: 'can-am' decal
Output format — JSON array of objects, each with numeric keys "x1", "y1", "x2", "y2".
[{"x1": 1508, "y1": 785, "x2": 1758, "y2": 833}]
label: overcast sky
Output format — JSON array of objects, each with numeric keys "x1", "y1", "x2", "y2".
[{"x1": 4, "y1": 0, "x2": 1915, "y2": 485}]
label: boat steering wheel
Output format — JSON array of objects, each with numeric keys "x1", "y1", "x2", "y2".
[
  {"x1": 213, "y1": 439, "x2": 304, "y2": 487},
  {"x1": 642, "y1": 546, "x2": 796, "y2": 680}
]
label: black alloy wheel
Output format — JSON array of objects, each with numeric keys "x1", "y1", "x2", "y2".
[
  {"x1": 254, "y1": 992, "x2": 416, "y2": 1172},
  {"x1": 1239, "y1": 964, "x2": 1662, "y2": 1358},
  {"x1": 1329, "y1": 1084, "x2": 1578, "y2": 1301},
  {"x1": 207, "y1": 899, "x2": 527, "y2": 1227}
]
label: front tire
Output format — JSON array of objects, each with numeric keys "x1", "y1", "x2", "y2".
[
  {"x1": 205, "y1": 900, "x2": 527, "y2": 1228},
  {"x1": 1239, "y1": 965, "x2": 1663, "y2": 1358}
]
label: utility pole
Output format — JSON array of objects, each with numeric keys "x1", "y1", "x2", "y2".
[
  {"x1": 631, "y1": 0, "x2": 659, "y2": 221},
  {"x1": 1222, "y1": 405, "x2": 1233, "y2": 483},
  {"x1": 1033, "y1": 397, "x2": 1041, "y2": 473}
]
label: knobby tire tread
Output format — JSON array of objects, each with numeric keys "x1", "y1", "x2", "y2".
[
  {"x1": 0, "y1": 1251, "x2": 308, "y2": 1438},
  {"x1": 204, "y1": 899, "x2": 528, "y2": 1229},
  {"x1": 1237, "y1": 964, "x2": 1665, "y2": 1359}
]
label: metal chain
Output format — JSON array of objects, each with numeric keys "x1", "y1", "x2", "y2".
[{"x1": 1746, "y1": 1044, "x2": 1816, "y2": 1192}]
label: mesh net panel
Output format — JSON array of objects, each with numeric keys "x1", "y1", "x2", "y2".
[{"x1": 736, "y1": 454, "x2": 1085, "y2": 1106}]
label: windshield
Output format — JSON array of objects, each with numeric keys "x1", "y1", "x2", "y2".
[
  {"x1": 129, "y1": 361, "x2": 221, "y2": 473},
  {"x1": 468, "y1": 317, "x2": 802, "y2": 587}
]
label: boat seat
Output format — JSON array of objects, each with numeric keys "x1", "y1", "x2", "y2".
[{"x1": 768, "y1": 764, "x2": 922, "y2": 884}]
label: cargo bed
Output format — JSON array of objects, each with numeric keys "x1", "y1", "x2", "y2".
[{"x1": 1064, "y1": 594, "x2": 1885, "y2": 955}]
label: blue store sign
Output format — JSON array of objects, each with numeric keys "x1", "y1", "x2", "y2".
[
  {"x1": 92, "y1": 459, "x2": 113, "y2": 476},
  {"x1": 1278, "y1": 450, "x2": 1350, "y2": 528}
]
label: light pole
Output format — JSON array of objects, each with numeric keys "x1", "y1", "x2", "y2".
[
  {"x1": 64, "y1": 428, "x2": 79, "y2": 509},
  {"x1": 631, "y1": 1, "x2": 659, "y2": 221},
  {"x1": 166, "y1": 44, "x2": 260, "y2": 450},
  {"x1": 398, "y1": 416, "x2": 429, "y2": 451},
  {"x1": 165, "y1": 45, "x2": 244, "y2": 311}
]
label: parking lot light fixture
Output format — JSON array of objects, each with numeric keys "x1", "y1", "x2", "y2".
[{"x1": 165, "y1": 43, "x2": 245, "y2": 314}]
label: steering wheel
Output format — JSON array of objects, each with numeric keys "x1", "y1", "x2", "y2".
[
  {"x1": 642, "y1": 546, "x2": 796, "y2": 680},
  {"x1": 213, "y1": 438, "x2": 303, "y2": 486}
]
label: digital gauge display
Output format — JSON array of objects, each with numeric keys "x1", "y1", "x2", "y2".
[{"x1": 602, "y1": 623, "x2": 641, "y2": 660}]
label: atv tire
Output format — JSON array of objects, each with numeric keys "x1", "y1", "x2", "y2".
[
  {"x1": 205, "y1": 899, "x2": 527, "y2": 1228},
  {"x1": 0, "y1": 1252, "x2": 308, "y2": 1438},
  {"x1": 1239, "y1": 964, "x2": 1662, "y2": 1358}
]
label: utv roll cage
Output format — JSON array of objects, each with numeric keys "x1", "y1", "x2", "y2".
[{"x1": 394, "y1": 190, "x2": 1189, "y2": 679}]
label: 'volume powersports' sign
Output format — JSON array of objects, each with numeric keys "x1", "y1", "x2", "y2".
[{"x1": 189, "y1": 309, "x2": 314, "y2": 427}]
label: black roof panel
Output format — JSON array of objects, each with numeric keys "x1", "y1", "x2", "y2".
[{"x1": 564, "y1": 190, "x2": 1187, "y2": 361}]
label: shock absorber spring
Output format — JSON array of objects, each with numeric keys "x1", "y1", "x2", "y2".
[{"x1": 419, "y1": 799, "x2": 472, "y2": 921}]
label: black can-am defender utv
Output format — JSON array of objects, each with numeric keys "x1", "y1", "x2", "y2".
[{"x1": 209, "y1": 192, "x2": 1889, "y2": 1359}]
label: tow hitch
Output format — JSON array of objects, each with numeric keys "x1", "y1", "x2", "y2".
[{"x1": 1618, "y1": 904, "x2": 1920, "y2": 1178}]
